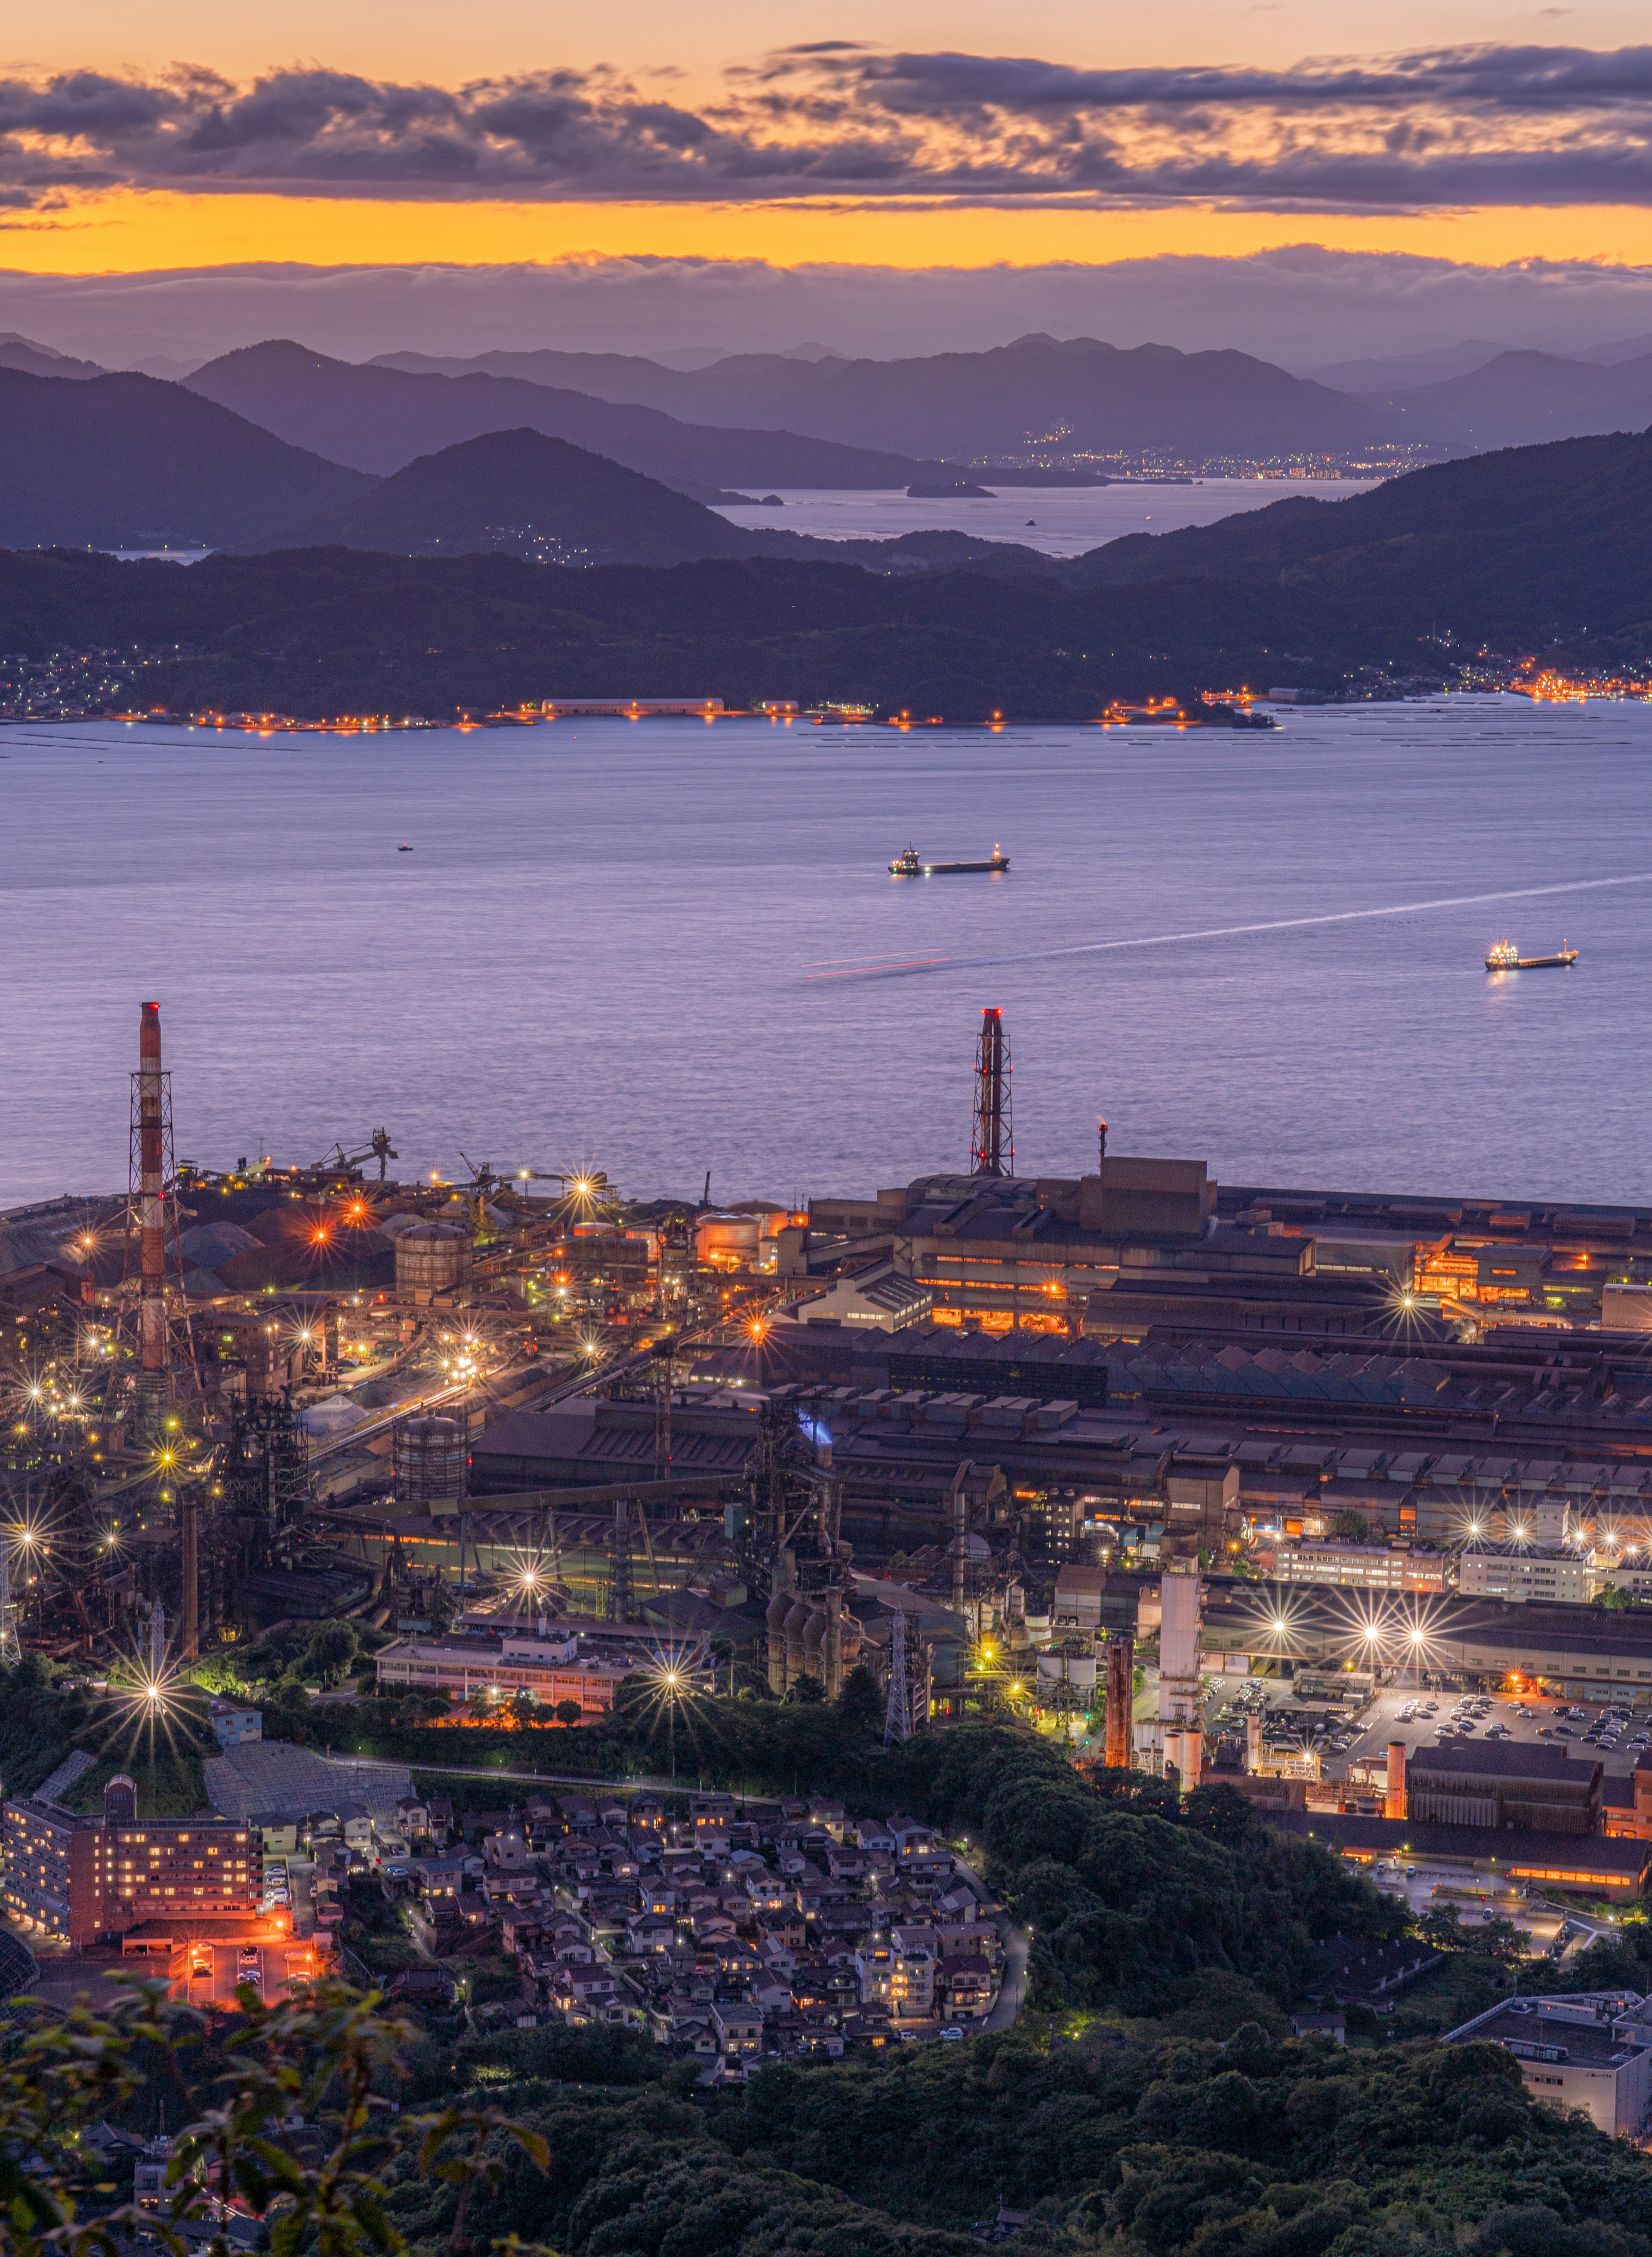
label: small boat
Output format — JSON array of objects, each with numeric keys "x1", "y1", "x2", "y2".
[
  {"x1": 398, "y1": 842, "x2": 413, "y2": 851},
  {"x1": 1486, "y1": 937, "x2": 1577, "y2": 970},
  {"x1": 889, "y1": 843, "x2": 1010, "y2": 876}
]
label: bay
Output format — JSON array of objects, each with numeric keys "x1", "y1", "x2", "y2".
[
  {"x1": 711, "y1": 476, "x2": 1377, "y2": 556},
  {"x1": 2, "y1": 695, "x2": 1650, "y2": 1211}
]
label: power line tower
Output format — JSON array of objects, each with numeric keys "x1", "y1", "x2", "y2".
[
  {"x1": 970, "y1": 1008, "x2": 1013, "y2": 1177},
  {"x1": 884, "y1": 1609, "x2": 912, "y2": 1745},
  {"x1": 608, "y1": 1495, "x2": 633, "y2": 1624},
  {"x1": 0, "y1": 1536, "x2": 21, "y2": 1668}
]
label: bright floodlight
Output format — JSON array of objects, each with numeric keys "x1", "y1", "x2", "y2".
[
  {"x1": 1409, "y1": 1627, "x2": 1425, "y2": 1646},
  {"x1": 1272, "y1": 1616, "x2": 1287, "y2": 1634}
]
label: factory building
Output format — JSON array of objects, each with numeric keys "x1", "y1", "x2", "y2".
[
  {"x1": 1403, "y1": 1742, "x2": 1603, "y2": 1835},
  {"x1": 374, "y1": 1625, "x2": 635, "y2": 1714}
]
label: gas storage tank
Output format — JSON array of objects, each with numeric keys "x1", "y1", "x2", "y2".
[
  {"x1": 695, "y1": 1212, "x2": 761, "y2": 1265},
  {"x1": 395, "y1": 1221, "x2": 472, "y2": 1298},
  {"x1": 395, "y1": 1414, "x2": 466, "y2": 1506}
]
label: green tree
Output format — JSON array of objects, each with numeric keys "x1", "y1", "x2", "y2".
[{"x1": 0, "y1": 1976, "x2": 549, "y2": 2257}]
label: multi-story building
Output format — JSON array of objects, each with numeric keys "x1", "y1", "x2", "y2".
[
  {"x1": 374, "y1": 1627, "x2": 630, "y2": 1715},
  {"x1": 1457, "y1": 1544, "x2": 1588, "y2": 1606},
  {"x1": 1446, "y1": 1995, "x2": 1652, "y2": 2138},
  {"x1": 1273, "y1": 1541, "x2": 1417, "y2": 1592},
  {"x1": 3, "y1": 1776, "x2": 262, "y2": 1947},
  {"x1": 2, "y1": 1799, "x2": 102, "y2": 1946}
]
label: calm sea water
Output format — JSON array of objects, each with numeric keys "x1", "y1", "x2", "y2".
[
  {"x1": 711, "y1": 477, "x2": 1373, "y2": 557},
  {"x1": 4, "y1": 697, "x2": 1652, "y2": 1211}
]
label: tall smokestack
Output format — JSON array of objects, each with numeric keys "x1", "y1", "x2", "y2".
[
  {"x1": 1104, "y1": 1635, "x2": 1134, "y2": 1769},
  {"x1": 138, "y1": 1002, "x2": 166, "y2": 1406},
  {"x1": 1385, "y1": 1740, "x2": 1407, "y2": 1821},
  {"x1": 970, "y1": 1008, "x2": 1013, "y2": 1177}
]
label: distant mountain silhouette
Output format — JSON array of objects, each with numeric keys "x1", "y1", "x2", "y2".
[
  {"x1": 240, "y1": 427, "x2": 841, "y2": 566},
  {"x1": 1356, "y1": 349, "x2": 1652, "y2": 452},
  {"x1": 240, "y1": 428, "x2": 1056, "y2": 576},
  {"x1": 0, "y1": 333, "x2": 106, "y2": 380},
  {"x1": 372, "y1": 331, "x2": 1382, "y2": 460},
  {"x1": 184, "y1": 341, "x2": 944, "y2": 494},
  {"x1": 0, "y1": 367, "x2": 374, "y2": 549}
]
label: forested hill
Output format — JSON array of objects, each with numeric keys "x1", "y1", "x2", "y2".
[
  {"x1": 9, "y1": 1645, "x2": 1652, "y2": 2257},
  {"x1": 0, "y1": 544, "x2": 1366, "y2": 720},
  {"x1": 1077, "y1": 426, "x2": 1652, "y2": 652},
  {"x1": 9, "y1": 426, "x2": 1652, "y2": 717}
]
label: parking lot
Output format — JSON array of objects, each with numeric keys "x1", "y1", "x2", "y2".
[
  {"x1": 1335, "y1": 1684, "x2": 1650, "y2": 1785},
  {"x1": 1202, "y1": 1677, "x2": 1650, "y2": 1786}
]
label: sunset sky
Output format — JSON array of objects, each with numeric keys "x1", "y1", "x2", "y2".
[{"x1": 6, "y1": 0, "x2": 1652, "y2": 281}]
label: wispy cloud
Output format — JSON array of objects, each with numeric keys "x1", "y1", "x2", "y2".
[{"x1": 5, "y1": 43, "x2": 1652, "y2": 210}]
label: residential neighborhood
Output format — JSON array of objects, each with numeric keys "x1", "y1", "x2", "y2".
[{"x1": 350, "y1": 1786, "x2": 1008, "y2": 2070}]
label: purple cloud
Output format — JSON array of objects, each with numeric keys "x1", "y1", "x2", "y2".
[{"x1": 4, "y1": 43, "x2": 1652, "y2": 209}]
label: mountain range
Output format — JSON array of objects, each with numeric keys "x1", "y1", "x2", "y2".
[
  {"x1": 9, "y1": 425, "x2": 1651, "y2": 722},
  {"x1": 0, "y1": 367, "x2": 373, "y2": 549},
  {"x1": 182, "y1": 341, "x2": 971, "y2": 496},
  {"x1": 370, "y1": 333, "x2": 1382, "y2": 462},
  {"x1": 1353, "y1": 348, "x2": 1652, "y2": 452}
]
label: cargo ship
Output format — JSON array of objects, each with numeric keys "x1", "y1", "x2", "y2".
[
  {"x1": 1486, "y1": 937, "x2": 1578, "y2": 970},
  {"x1": 889, "y1": 844, "x2": 1010, "y2": 876}
]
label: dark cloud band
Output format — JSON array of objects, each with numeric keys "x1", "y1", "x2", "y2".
[{"x1": 5, "y1": 43, "x2": 1652, "y2": 209}]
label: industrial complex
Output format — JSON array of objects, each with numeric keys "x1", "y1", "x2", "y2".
[{"x1": 7, "y1": 999, "x2": 1652, "y2": 2057}]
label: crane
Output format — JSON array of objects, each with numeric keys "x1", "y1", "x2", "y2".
[{"x1": 315, "y1": 1128, "x2": 398, "y2": 1183}]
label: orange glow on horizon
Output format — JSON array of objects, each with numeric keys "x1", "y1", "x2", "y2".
[{"x1": 8, "y1": 186, "x2": 1652, "y2": 278}]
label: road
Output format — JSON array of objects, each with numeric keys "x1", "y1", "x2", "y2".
[
  {"x1": 953, "y1": 1853, "x2": 1031, "y2": 2033},
  {"x1": 983, "y1": 1922, "x2": 1029, "y2": 2032}
]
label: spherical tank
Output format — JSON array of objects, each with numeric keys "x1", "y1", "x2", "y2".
[{"x1": 395, "y1": 1222, "x2": 472, "y2": 1297}]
